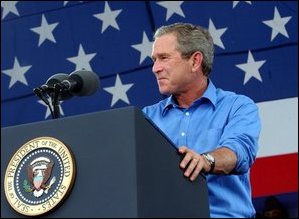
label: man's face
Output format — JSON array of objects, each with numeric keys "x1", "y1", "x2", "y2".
[{"x1": 151, "y1": 33, "x2": 194, "y2": 95}]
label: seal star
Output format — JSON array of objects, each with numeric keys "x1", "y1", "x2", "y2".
[{"x1": 104, "y1": 74, "x2": 134, "y2": 107}]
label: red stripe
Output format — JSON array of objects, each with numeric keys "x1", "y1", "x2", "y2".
[{"x1": 250, "y1": 153, "x2": 298, "y2": 198}]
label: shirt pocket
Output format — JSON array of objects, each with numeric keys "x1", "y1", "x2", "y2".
[{"x1": 192, "y1": 128, "x2": 223, "y2": 152}]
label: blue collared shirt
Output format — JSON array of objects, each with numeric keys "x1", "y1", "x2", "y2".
[{"x1": 142, "y1": 80, "x2": 261, "y2": 218}]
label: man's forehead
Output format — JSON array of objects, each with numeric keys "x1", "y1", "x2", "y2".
[{"x1": 153, "y1": 37, "x2": 177, "y2": 51}]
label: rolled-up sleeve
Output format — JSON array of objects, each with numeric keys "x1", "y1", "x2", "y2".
[{"x1": 218, "y1": 96, "x2": 261, "y2": 174}]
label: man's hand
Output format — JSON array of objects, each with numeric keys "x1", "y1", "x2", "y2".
[{"x1": 178, "y1": 146, "x2": 210, "y2": 181}]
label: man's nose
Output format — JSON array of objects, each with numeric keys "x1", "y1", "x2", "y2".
[{"x1": 152, "y1": 61, "x2": 162, "y2": 74}]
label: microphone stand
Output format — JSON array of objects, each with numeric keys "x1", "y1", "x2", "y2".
[
  {"x1": 33, "y1": 87, "x2": 56, "y2": 119},
  {"x1": 52, "y1": 84, "x2": 62, "y2": 119},
  {"x1": 34, "y1": 83, "x2": 66, "y2": 119}
]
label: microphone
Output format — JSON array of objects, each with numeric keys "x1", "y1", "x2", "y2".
[
  {"x1": 54, "y1": 70, "x2": 100, "y2": 96},
  {"x1": 33, "y1": 73, "x2": 71, "y2": 119},
  {"x1": 45, "y1": 73, "x2": 69, "y2": 89},
  {"x1": 33, "y1": 73, "x2": 72, "y2": 100},
  {"x1": 33, "y1": 70, "x2": 100, "y2": 119}
]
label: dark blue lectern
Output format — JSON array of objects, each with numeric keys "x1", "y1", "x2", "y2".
[{"x1": 1, "y1": 106, "x2": 210, "y2": 218}]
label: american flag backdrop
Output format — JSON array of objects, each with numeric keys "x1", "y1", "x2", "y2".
[{"x1": 1, "y1": 1, "x2": 298, "y2": 214}]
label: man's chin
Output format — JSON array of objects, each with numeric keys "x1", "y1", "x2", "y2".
[{"x1": 159, "y1": 88, "x2": 171, "y2": 96}]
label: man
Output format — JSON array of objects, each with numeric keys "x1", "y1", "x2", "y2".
[{"x1": 142, "y1": 22, "x2": 261, "y2": 218}]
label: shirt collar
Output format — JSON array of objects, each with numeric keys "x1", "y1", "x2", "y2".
[
  {"x1": 162, "y1": 79, "x2": 217, "y2": 115},
  {"x1": 201, "y1": 79, "x2": 217, "y2": 107}
]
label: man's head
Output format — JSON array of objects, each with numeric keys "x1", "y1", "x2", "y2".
[
  {"x1": 151, "y1": 22, "x2": 214, "y2": 96},
  {"x1": 153, "y1": 22, "x2": 214, "y2": 77}
]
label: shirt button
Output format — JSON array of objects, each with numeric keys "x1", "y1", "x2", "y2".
[
  {"x1": 185, "y1": 112, "x2": 190, "y2": 116},
  {"x1": 181, "y1": 132, "x2": 186, "y2": 136}
]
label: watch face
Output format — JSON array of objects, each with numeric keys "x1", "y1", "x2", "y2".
[
  {"x1": 204, "y1": 153, "x2": 215, "y2": 163},
  {"x1": 202, "y1": 153, "x2": 215, "y2": 173},
  {"x1": 207, "y1": 153, "x2": 215, "y2": 162}
]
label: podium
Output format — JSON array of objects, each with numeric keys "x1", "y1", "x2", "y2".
[{"x1": 1, "y1": 106, "x2": 210, "y2": 218}]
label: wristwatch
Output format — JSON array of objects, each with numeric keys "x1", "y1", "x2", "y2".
[{"x1": 202, "y1": 153, "x2": 215, "y2": 173}]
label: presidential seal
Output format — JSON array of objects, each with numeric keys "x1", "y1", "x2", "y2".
[{"x1": 4, "y1": 136, "x2": 76, "y2": 216}]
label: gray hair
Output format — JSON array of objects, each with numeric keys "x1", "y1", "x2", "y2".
[{"x1": 154, "y1": 22, "x2": 214, "y2": 76}]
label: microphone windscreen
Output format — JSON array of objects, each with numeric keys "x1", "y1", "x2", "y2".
[{"x1": 69, "y1": 70, "x2": 100, "y2": 96}]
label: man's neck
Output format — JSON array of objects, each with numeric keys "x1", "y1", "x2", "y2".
[{"x1": 175, "y1": 77, "x2": 208, "y2": 108}]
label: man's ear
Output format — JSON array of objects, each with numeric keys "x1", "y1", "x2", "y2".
[{"x1": 191, "y1": 51, "x2": 203, "y2": 71}]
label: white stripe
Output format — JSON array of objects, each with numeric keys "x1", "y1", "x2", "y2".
[{"x1": 256, "y1": 97, "x2": 298, "y2": 158}]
